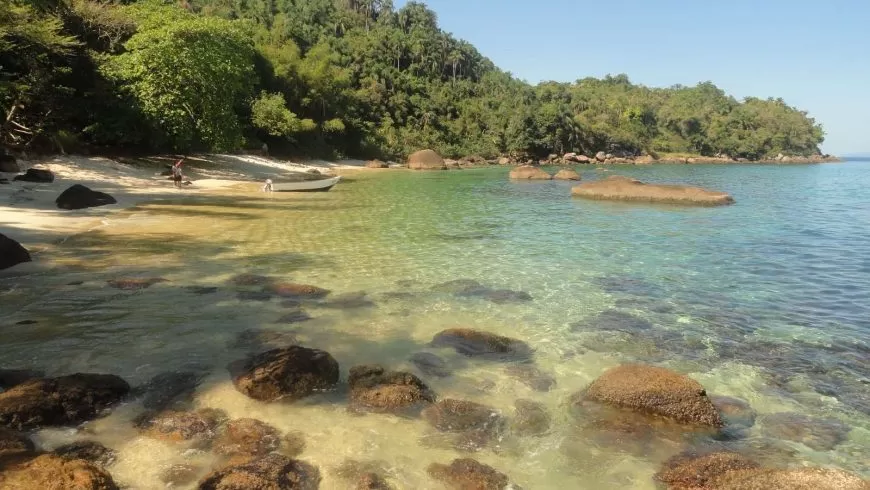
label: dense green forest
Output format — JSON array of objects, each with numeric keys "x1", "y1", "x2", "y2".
[{"x1": 1, "y1": 0, "x2": 826, "y2": 160}]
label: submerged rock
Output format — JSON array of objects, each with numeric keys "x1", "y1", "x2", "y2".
[
  {"x1": 504, "y1": 363, "x2": 556, "y2": 392},
  {"x1": 237, "y1": 291, "x2": 273, "y2": 302},
  {"x1": 106, "y1": 277, "x2": 167, "y2": 290},
  {"x1": 579, "y1": 364, "x2": 722, "y2": 427},
  {"x1": 407, "y1": 149, "x2": 447, "y2": 170},
  {"x1": 198, "y1": 454, "x2": 320, "y2": 490},
  {"x1": 267, "y1": 282, "x2": 331, "y2": 300},
  {"x1": 760, "y1": 412, "x2": 851, "y2": 451},
  {"x1": 319, "y1": 291, "x2": 375, "y2": 309},
  {"x1": 409, "y1": 352, "x2": 452, "y2": 378},
  {"x1": 0, "y1": 429, "x2": 34, "y2": 459},
  {"x1": 0, "y1": 369, "x2": 44, "y2": 390},
  {"x1": 56, "y1": 184, "x2": 117, "y2": 210},
  {"x1": 276, "y1": 310, "x2": 313, "y2": 324},
  {"x1": 185, "y1": 286, "x2": 219, "y2": 295},
  {"x1": 348, "y1": 365, "x2": 435, "y2": 414},
  {"x1": 161, "y1": 464, "x2": 202, "y2": 487},
  {"x1": 228, "y1": 346, "x2": 339, "y2": 402},
  {"x1": 355, "y1": 472, "x2": 392, "y2": 489},
  {"x1": 231, "y1": 329, "x2": 299, "y2": 351},
  {"x1": 511, "y1": 399, "x2": 551, "y2": 437},
  {"x1": 710, "y1": 395, "x2": 757, "y2": 434},
  {"x1": 427, "y1": 458, "x2": 510, "y2": 490},
  {"x1": 0, "y1": 374, "x2": 130, "y2": 430},
  {"x1": 0, "y1": 453, "x2": 118, "y2": 489},
  {"x1": 571, "y1": 175, "x2": 734, "y2": 206},
  {"x1": 431, "y1": 329, "x2": 532, "y2": 361},
  {"x1": 213, "y1": 418, "x2": 282, "y2": 457},
  {"x1": 431, "y1": 280, "x2": 532, "y2": 304},
  {"x1": 711, "y1": 467, "x2": 869, "y2": 490},
  {"x1": 0, "y1": 234, "x2": 32, "y2": 270},
  {"x1": 229, "y1": 273, "x2": 273, "y2": 286},
  {"x1": 431, "y1": 279, "x2": 486, "y2": 295},
  {"x1": 136, "y1": 409, "x2": 224, "y2": 444},
  {"x1": 422, "y1": 399, "x2": 504, "y2": 434},
  {"x1": 13, "y1": 168, "x2": 54, "y2": 183},
  {"x1": 655, "y1": 451, "x2": 759, "y2": 489},
  {"x1": 572, "y1": 309, "x2": 653, "y2": 333},
  {"x1": 53, "y1": 441, "x2": 117, "y2": 468},
  {"x1": 138, "y1": 371, "x2": 204, "y2": 411},
  {"x1": 509, "y1": 165, "x2": 552, "y2": 180}
]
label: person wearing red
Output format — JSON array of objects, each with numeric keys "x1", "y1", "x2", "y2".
[{"x1": 172, "y1": 157, "x2": 184, "y2": 187}]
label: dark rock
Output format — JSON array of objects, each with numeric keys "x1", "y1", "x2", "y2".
[
  {"x1": 431, "y1": 329, "x2": 532, "y2": 361},
  {"x1": 504, "y1": 363, "x2": 556, "y2": 392},
  {"x1": 0, "y1": 429, "x2": 34, "y2": 459},
  {"x1": 55, "y1": 184, "x2": 117, "y2": 210},
  {"x1": 760, "y1": 412, "x2": 851, "y2": 451},
  {"x1": 572, "y1": 309, "x2": 653, "y2": 333},
  {"x1": 0, "y1": 374, "x2": 130, "y2": 430},
  {"x1": 14, "y1": 320, "x2": 37, "y2": 325},
  {"x1": 136, "y1": 409, "x2": 224, "y2": 444},
  {"x1": 161, "y1": 464, "x2": 202, "y2": 487},
  {"x1": 138, "y1": 371, "x2": 203, "y2": 411},
  {"x1": 185, "y1": 286, "x2": 219, "y2": 295},
  {"x1": 511, "y1": 399, "x2": 551, "y2": 436},
  {"x1": 473, "y1": 289, "x2": 533, "y2": 304},
  {"x1": 276, "y1": 310, "x2": 313, "y2": 324},
  {"x1": 427, "y1": 458, "x2": 510, "y2": 490},
  {"x1": 281, "y1": 431, "x2": 306, "y2": 457},
  {"x1": 0, "y1": 453, "x2": 118, "y2": 489},
  {"x1": 53, "y1": 440, "x2": 116, "y2": 468},
  {"x1": 230, "y1": 329, "x2": 299, "y2": 351},
  {"x1": 0, "y1": 178, "x2": 8, "y2": 184},
  {"x1": 106, "y1": 277, "x2": 167, "y2": 290},
  {"x1": 237, "y1": 291, "x2": 273, "y2": 302},
  {"x1": 198, "y1": 454, "x2": 320, "y2": 490},
  {"x1": 578, "y1": 364, "x2": 722, "y2": 427},
  {"x1": 431, "y1": 280, "x2": 532, "y2": 304},
  {"x1": 228, "y1": 346, "x2": 339, "y2": 402},
  {"x1": 711, "y1": 467, "x2": 869, "y2": 490},
  {"x1": 348, "y1": 365, "x2": 435, "y2": 414},
  {"x1": 355, "y1": 472, "x2": 391, "y2": 489},
  {"x1": 0, "y1": 369, "x2": 44, "y2": 390},
  {"x1": 711, "y1": 395, "x2": 757, "y2": 433},
  {"x1": 266, "y1": 282, "x2": 331, "y2": 300},
  {"x1": 409, "y1": 352, "x2": 451, "y2": 378},
  {"x1": 213, "y1": 418, "x2": 282, "y2": 457},
  {"x1": 0, "y1": 154, "x2": 18, "y2": 173},
  {"x1": 13, "y1": 168, "x2": 54, "y2": 183},
  {"x1": 0, "y1": 233, "x2": 31, "y2": 270},
  {"x1": 229, "y1": 274, "x2": 272, "y2": 286},
  {"x1": 655, "y1": 451, "x2": 759, "y2": 490},
  {"x1": 422, "y1": 399, "x2": 504, "y2": 434}
]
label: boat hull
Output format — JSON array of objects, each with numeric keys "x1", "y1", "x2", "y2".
[{"x1": 271, "y1": 176, "x2": 340, "y2": 192}]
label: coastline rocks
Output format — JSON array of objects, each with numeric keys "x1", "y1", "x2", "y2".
[
  {"x1": 136, "y1": 409, "x2": 224, "y2": 444},
  {"x1": 0, "y1": 453, "x2": 118, "y2": 490},
  {"x1": 509, "y1": 165, "x2": 552, "y2": 180},
  {"x1": 53, "y1": 441, "x2": 117, "y2": 468},
  {"x1": 0, "y1": 429, "x2": 34, "y2": 459},
  {"x1": 422, "y1": 399, "x2": 504, "y2": 434},
  {"x1": 579, "y1": 364, "x2": 723, "y2": 427},
  {"x1": 266, "y1": 282, "x2": 331, "y2": 300},
  {"x1": 0, "y1": 234, "x2": 32, "y2": 270},
  {"x1": 511, "y1": 399, "x2": 551, "y2": 436},
  {"x1": 431, "y1": 329, "x2": 532, "y2": 361},
  {"x1": 198, "y1": 454, "x2": 321, "y2": 490},
  {"x1": 409, "y1": 352, "x2": 451, "y2": 378},
  {"x1": 711, "y1": 395, "x2": 757, "y2": 433},
  {"x1": 0, "y1": 154, "x2": 18, "y2": 173},
  {"x1": 571, "y1": 176, "x2": 735, "y2": 206},
  {"x1": 712, "y1": 467, "x2": 870, "y2": 490},
  {"x1": 572, "y1": 309, "x2": 652, "y2": 334},
  {"x1": 55, "y1": 184, "x2": 117, "y2": 210},
  {"x1": 0, "y1": 374, "x2": 130, "y2": 430},
  {"x1": 0, "y1": 369, "x2": 43, "y2": 390},
  {"x1": 760, "y1": 412, "x2": 850, "y2": 451},
  {"x1": 213, "y1": 418, "x2": 282, "y2": 457},
  {"x1": 431, "y1": 279, "x2": 533, "y2": 304},
  {"x1": 497, "y1": 157, "x2": 511, "y2": 165},
  {"x1": 595, "y1": 151, "x2": 607, "y2": 162},
  {"x1": 228, "y1": 346, "x2": 339, "y2": 402},
  {"x1": 427, "y1": 458, "x2": 510, "y2": 490},
  {"x1": 138, "y1": 371, "x2": 204, "y2": 411},
  {"x1": 407, "y1": 149, "x2": 447, "y2": 170},
  {"x1": 553, "y1": 169, "x2": 581, "y2": 180},
  {"x1": 348, "y1": 365, "x2": 435, "y2": 414},
  {"x1": 655, "y1": 451, "x2": 760, "y2": 490},
  {"x1": 13, "y1": 168, "x2": 54, "y2": 183}
]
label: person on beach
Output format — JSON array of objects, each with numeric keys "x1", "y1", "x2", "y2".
[
  {"x1": 172, "y1": 157, "x2": 184, "y2": 187},
  {"x1": 262, "y1": 178, "x2": 273, "y2": 193}
]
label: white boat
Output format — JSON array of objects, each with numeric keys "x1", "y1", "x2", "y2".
[{"x1": 270, "y1": 175, "x2": 341, "y2": 192}]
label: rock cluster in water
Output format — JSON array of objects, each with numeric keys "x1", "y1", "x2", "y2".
[{"x1": 571, "y1": 175, "x2": 735, "y2": 206}]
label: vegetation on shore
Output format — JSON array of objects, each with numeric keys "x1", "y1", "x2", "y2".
[{"x1": 1, "y1": 0, "x2": 827, "y2": 161}]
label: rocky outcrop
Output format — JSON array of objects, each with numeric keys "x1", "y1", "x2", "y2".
[
  {"x1": 0, "y1": 154, "x2": 19, "y2": 173},
  {"x1": 712, "y1": 467, "x2": 869, "y2": 490},
  {"x1": 348, "y1": 365, "x2": 435, "y2": 414},
  {"x1": 53, "y1": 441, "x2": 117, "y2": 468},
  {"x1": 365, "y1": 160, "x2": 388, "y2": 168},
  {"x1": 595, "y1": 151, "x2": 607, "y2": 162},
  {"x1": 431, "y1": 329, "x2": 532, "y2": 361},
  {"x1": 655, "y1": 452, "x2": 759, "y2": 489},
  {"x1": 409, "y1": 352, "x2": 451, "y2": 378},
  {"x1": 497, "y1": 157, "x2": 511, "y2": 165},
  {"x1": 0, "y1": 429, "x2": 34, "y2": 459},
  {"x1": 553, "y1": 168, "x2": 581, "y2": 180},
  {"x1": 213, "y1": 418, "x2": 282, "y2": 457},
  {"x1": 56, "y1": 184, "x2": 117, "y2": 210},
  {"x1": 579, "y1": 364, "x2": 722, "y2": 427},
  {"x1": 0, "y1": 374, "x2": 130, "y2": 430},
  {"x1": 228, "y1": 346, "x2": 339, "y2": 402},
  {"x1": 427, "y1": 458, "x2": 510, "y2": 490},
  {"x1": 407, "y1": 149, "x2": 447, "y2": 170},
  {"x1": 760, "y1": 412, "x2": 851, "y2": 451},
  {"x1": 0, "y1": 453, "x2": 119, "y2": 490},
  {"x1": 198, "y1": 454, "x2": 320, "y2": 490},
  {"x1": 509, "y1": 165, "x2": 552, "y2": 180},
  {"x1": 13, "y1": 168, "x2": 54, "y2": 183},
  {"x1": 0, "y1": 234, "x2": 31, "y2": 270},
  {"x1": 136, "y1": 409, "x2": 225, "y2": 444},
  {"x1": 571, "y1": 176, "x2": 735, "y2": 206}
]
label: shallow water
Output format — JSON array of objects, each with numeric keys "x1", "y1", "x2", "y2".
[{"x1": 2, "y1": 161, "x2": 870, "y2": 488}]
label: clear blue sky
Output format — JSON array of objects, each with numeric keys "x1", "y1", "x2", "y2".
[{"x1": 395, "y1": 0, "x2": 870, "y2": 155}]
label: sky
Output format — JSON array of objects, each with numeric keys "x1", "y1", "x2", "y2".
[{"x1": 394, "y1": 0, "x2": 870, "y2": 155}]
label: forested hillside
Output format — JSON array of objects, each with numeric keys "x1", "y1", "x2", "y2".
[{"x1": 0, "y1": 0, "x2": 827, "y2": 160}]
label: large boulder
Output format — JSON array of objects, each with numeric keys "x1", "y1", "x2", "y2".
[
  {"x1": 0, "y1": 374, "x2": 130, "y2": 430},
  {"x1": 712, "y1": 467, "x2": 869, "y2": 490},
  {"x1": 56, "y1": 184, "x2": 117, "y2": 210},
  {"x1": 595, "y1": 151, "x2": 607, "y2": 162},
  {"x1": 13, "y1": 168, "x2": 54, "y2": 183},
  {"x1": 553, "y1": 169, "x2": 581, "y2": 181},
  {"x1": 431, "y1": 328, "x2": 532, "y2": 361},
  {"x1": 407, "y1": 149, "x2": 446, "y2": 170},
  {"x1": 0, "y1": 234, "x2": 31, "y2": 270},
  {"x1": 136, "y1": 409, "x2": 225, "y2": 444},
  {"x1": 213, "y1": 418, "x2": 282, "y2": 457},
  {"x1": 655, "y1": 452, "x2": 759, "y2": 490},
  {"x1": 760, "y1": 412, "x2": 850, "y2": 451},
  {"x1": 348, "y1": 365, "x2": 435, "y2": 414},
  {"x1": 579, "y1": 364, "x2": 723, "y2": 427},
  {"x1": 0, "y1": 453, "x2": 119, "y2": 490},
  {"x1": 509, "y1": 165, "x2": 552, "y2": 180},
  {"x1": 0, "y1": 154, "x2": 19, "y2": 173},
  {"x1": 422, "y1": 399, "x2": 504, "y2": 434},
  {"x1": 497, "y1": 157, "x2": 511, "y2": 165},
  {"x1": 427, "y1": 458, "x2": 510, "y2": 490},
  {"x1": 228, "y1": 346, "x2": 339, "y2": 402},
  {"x1": 571, "y1": 175, "x2": 735, "y2": 206},
  {"x1": 53, "y1": 441, "x2": 117, "y2": 468},
  {"x1": 409, "y1": 353, "x2": 451, "y2": 378},
  {"x1": 198, "y1": 454, "x2": 320, "y2": 490}
]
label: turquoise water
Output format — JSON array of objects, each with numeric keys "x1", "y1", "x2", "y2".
[{"x1": 2, "y1": 161, "x2": 869, "y2": 488}]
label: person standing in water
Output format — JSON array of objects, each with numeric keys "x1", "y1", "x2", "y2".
[{"x1": 172, "y1": 157, "x2": 184, "y2": 188}]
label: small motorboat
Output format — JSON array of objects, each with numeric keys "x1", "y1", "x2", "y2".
[{"x1": 270, "y1": 175, "x2": 341, "y2": 192}]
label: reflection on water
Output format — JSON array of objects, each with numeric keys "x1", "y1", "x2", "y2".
[{"x1": 2, "y1": 162, "x2": 870, "y2": 488}]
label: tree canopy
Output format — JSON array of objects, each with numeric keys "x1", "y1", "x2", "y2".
[{"x1": 0, "y1": 0, "x2": 826, "y2": 160}]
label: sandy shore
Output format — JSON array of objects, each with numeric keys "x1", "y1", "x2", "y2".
[{"x1": 0, "y1": 154, "x2": 369, "y2": 271}]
